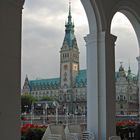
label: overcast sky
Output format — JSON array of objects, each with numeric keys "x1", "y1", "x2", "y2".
[{"x1": 21, "y1": 0, "x2": 139, "y2": 86}]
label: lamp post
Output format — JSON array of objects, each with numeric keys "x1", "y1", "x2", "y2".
[
  {"x1": 43, "y1": 103, "x2": 48, "y2": 124},
  {"x1": 63, "y1": 106, "x2": 66, "y2": 115},
  {"x1": 69, "y1": 88, "x2": 73, "y2": 114},
  {"x1": 53, "y1": 100, "x2": 59, "y2": 124},
  {"x1": 30, "y1": 103, "x2": 34, "y2": 124},
  {"x1": 24, "y1": 105, "x2": 28, "y2": 115}
]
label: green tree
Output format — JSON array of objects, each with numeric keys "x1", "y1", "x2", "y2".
[
  {"x1": 40, "y1": 96, "x2": 52, "y2": 101},
  {"x1": 21, "y1": 93, "x2": 37, "y2": 113}
]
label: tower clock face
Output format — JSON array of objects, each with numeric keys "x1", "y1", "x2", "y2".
[
  {"x1": 63, "y1": 64, "x2": 68, "y2": 81},
  {"x1": 64, "y1": 64, "x2": 68, "y2": 70},
  {"x1": 72, "y1": 63, "x2": 78, "y2": 71}
]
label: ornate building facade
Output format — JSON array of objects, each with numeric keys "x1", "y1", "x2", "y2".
[
  {"x1": 22, "y1": 4, "x2": 139, "y2": 115},
  {"x1": 115, "y1": 65, "x2": 139, "y2": 115}
]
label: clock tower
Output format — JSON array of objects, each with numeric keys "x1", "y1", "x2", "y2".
[{"x1": 60, "y1": 1, "x2": 79, "y2": 89}]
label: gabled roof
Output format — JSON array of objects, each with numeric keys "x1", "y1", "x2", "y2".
[
  {"x1": 75, "y1": 69, "x2": 87, "y2": 87},
  {"x1": 76, "y1": 69, "x2": 87, "y2": 82},
  {"x1": 29, "y1": 78, "x2": 60, "y2": 85},
  {"x1": 28, "y1": 70, "x2": 87, "y2": 90},
  {"x1": 29, "y1": 78, "x2": 60, "y2": 90}
]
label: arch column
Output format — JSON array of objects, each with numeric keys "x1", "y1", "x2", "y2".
[
  {"x1": 103, "y1": 33, "x2": 117, "y2": 139},
  {"x1": 136, "y1": 56, "x2": 140, "y2": 115},
  {"x1": 85, "y1": 32, "x2": 116, "y2": 139},
  {"x1": 85, "y1": 33, "x2": 98, "y2": 137},
  {"x1": 0, "y1": 1, "x2": 24, "y2": 140}
]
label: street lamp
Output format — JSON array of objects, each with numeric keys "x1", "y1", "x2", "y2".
[
  {"x1": 43, "y1": 103, "x2": 48, "y2": 124},
  {"x1": 53, "y1": 100, "x2": 59, "y2": 124},
  {"x1": 24, "y1": 105, "x2": 28, "y2": 114},
  {"x1": 63, "y1": 105, "x2": 66, "y2": 114},
  {"x1": 30, "y1": 103, "x2": 34, "y2": 124}
]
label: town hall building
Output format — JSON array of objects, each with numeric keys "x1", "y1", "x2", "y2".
[{"x1": 22, "y1": 3, "x2": 87, "y2": 115}]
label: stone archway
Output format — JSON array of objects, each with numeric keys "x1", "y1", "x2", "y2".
[
  {"x1": 109, "y1": 1, "x2": 140, "y2": 44},
  {"x1": 81, "y1": 0, "x2": 116, "y2": 139},
  {"x1": 111, "y1": 2, "x2": 140, "y2": 116},
  {"x1": 109, "y1": 0, "x2": 140, "y2": 115},
  {"x1": 81, "y1": 0, "x2": 140, "y2": 139},
  {"x1": 0, "y1": 0, "x2": 140, "y2": 140}
]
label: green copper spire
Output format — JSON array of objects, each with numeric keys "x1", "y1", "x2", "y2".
[
  {"x1": 127, "y1": 65, "x2": 133, "y2": 81},
  {"x1": 128, "y1": 65, "x2": 131, "y2": 74},
  {"x1": 64, "y1": 0, "x2": 75, "y2": 48}
]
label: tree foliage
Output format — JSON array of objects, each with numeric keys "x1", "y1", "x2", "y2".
[
  {"x1": 40, "y1": 96, "x2": 52, "y2": 101},
  {"x1": 21, "y1": 93, "x2": 37, "y2": 113}
]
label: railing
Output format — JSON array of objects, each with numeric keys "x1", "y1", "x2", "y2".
[
  {"x1": 21, "y1": 114, "x2": 87, "y2": 125},
  {"x1": 66, "y1": 133, "x2": 81, "y2": 140},
  {"x1": 22, "y1": 114, "x2": 140, "y2": 140},
  {"x1": 45, "y1": 134, "x2": 62, "y2": 140},
  {"x1": 82, "y1": 131, "x2": 96, "y2": 140}
]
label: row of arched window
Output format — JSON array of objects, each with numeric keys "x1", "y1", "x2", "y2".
[
  {"x1": 62, "y1": 53, "x2": 69, "y2": 59},
  {"x1": 31, "y1": 90, "x2": 58, "y2": 97},
  {"x1": 116, "y1": 95, "x2": 134, "y2": 101},
  {"x1": 61, "y1": 53, "x2": 79, "y2": 60},
  {"x1": 31, "y1": 83, "x2": 60, "y2": 90}
]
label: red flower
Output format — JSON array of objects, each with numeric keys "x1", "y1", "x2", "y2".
[
  {"x1": 116, "y1": 120, "x2": 136, "y2": 128},
  {"x1": 21, "y1": 123, "x2": 48, "y2": 135}
]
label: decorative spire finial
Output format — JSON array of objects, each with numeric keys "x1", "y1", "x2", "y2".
[
  {"x1": 120, "y1": 61, "x2": 123, "y2": 66},
  {"x1": 119, "y1": 61, "x2": 124, "y2": 72},
  {"x1": 68, "y1": 0, "x2": 72, "y2": 23},
  {"x1": 128, "y1": 58, "x2": 130, "y2": 68},
  {"x1": 128, "y1": 59, "x2": 131, "y2": 73},
  {"x1": 69, "y1": 0, "x2": 71, "y2": 14},
  {"x1": 25, "y1": 74, "x2": 28, "y2": 80}
]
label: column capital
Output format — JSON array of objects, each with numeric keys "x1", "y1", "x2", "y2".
[
  {"x1": 136, "y1": 56, "x2": 140, "y2": 62},
  {"x1": 84, "y1": 32, "x2": 106, "y2": 47},
  {"x1": 106, "y1": 33, "x2": 117, "y2": 47},
  {"x1": 84, "y1": 33, "x2": 97, "y2": 45}
]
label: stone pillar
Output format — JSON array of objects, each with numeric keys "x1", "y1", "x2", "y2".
[
  {"x1": 0, "y1": 0, "x2": 24, "y2": 140},
  {"x1": 98, "y1": 32, "x2": 106, "y2": 140},
  {"x1": 85, "y1": 32, "x2": 116, "y2": 140},
  {"x1": 136, "y1": 56, "x2": 140, "y2": 114},
  {"x1": 101, "y1": 33, "x2": 116, "y2": 139},
  {"x1": 85, "y1": 33, "x2": 99, "y2": 139}
]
